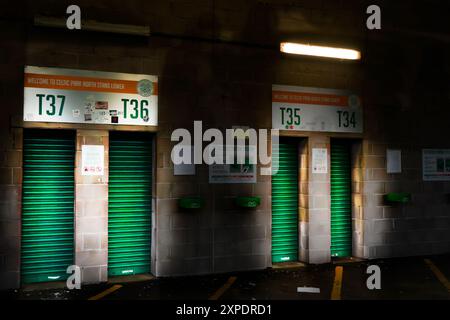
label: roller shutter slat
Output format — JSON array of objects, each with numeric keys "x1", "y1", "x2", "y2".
[
  {"x1": 21, "y1": 130, "x2": 75, "y2": 284},
  {"x1": 108, "y1": 133, "x2": 152, "y2": 276},
  {"x1": 272, "y1": 140, "x2": 299, "y2": 263},
  {"x1": 331, "y1": 141, "x2": 352, "y2": 257}
]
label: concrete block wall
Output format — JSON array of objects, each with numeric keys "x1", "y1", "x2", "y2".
[
  {"x1": 299, "y1": 139, "x2": 309, "y2": 262},
  {"x1": 361, "y1": 142, "x2": 450, "y2": 259},
  {"x1": 351, "y1": 141, "x2": 365, "y2": 258},
  {"x1": 360, "y1": 6, "x2": 450, "y2": 258},
  {"x1": 0, "y1": 15, "x2": 26, "y2": 290},
  {"x1": 0, "y1": 128, "x2": 22, "y2": 289},
  {"x1": 75, "y1": 130, "x2": 109, "y2": 284},
  {"x1": 155, "y1": 105, "x2": 273, "y2": 277},
  {"x1": 305, "y1": 135, "x2": 331, "y2": 264},
  {"x1": 155, "y1": 162, "x2": 214, "y2": 276}
]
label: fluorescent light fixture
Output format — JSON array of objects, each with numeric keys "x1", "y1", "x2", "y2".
[
  {"x1": 34, "y1": 15, "x2": 150, "y2": 36},
  {"x1": 280, "y1": 42, "x2": 361, "y2": 60}
]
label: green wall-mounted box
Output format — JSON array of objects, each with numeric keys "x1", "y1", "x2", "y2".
[
  {"x1": 178, "y1": 197, "x2": 204, "y2": 209},
  {"x1": 235, "y1": 196, "x2": 261, "y2": 208},
  {"x1": 384, "y1": 193, "x2": 411, "y2": 204}
]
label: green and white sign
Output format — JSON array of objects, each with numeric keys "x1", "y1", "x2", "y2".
[
  {"x1": 209, "y1": 145, "x2": 257, "y2": 184},
  {"x1": 24, "y1": 66, "x2": 158, "y2": 126},
  {"x1": 423, "y1": 149, "x2": 450, "y2": 181},
  {"x1": 272, "y1": 85, "x2": 363, "y2": 133}
]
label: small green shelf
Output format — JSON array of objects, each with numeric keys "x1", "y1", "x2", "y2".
[
  {"x1": 384, "y1": 193, "x2": 411, "y2": 204},
  {"x1": 235, "y1": 196, "x2": 261, "y2": 208},
  {"x1": 178, "y1": 197, "x2": 204, "y2": 209}
]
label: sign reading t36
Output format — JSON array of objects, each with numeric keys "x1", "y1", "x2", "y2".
[{"x1": 24, "y1": 66, "x2": 158, "y2": 126}]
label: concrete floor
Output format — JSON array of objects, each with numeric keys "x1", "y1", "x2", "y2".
[{"x1": 2, "y1": 254, "x2": 449, "y2": 300}]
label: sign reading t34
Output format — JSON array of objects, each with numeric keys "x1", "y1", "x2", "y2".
[{"x1": 272, "y1": 85, "x2": 363, "y2": 133}]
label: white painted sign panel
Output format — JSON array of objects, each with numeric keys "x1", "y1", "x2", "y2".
[
  {"x1": 312, "y1": 148, "x2": 328, "y2": 174},
  {"x1": 24, "y1": 66, "x2": 158, "y2": 126},
  {"x1": 174, "y1": 147, "x2": 196, "y2": 176},
  {"x1": 209, "y1": 145, "x2": 257, "y2": 184},
  {"x1": 272, "y1": 85, "x2": 363, "y2": 133},
  {"x1": 81, "y1": 145, "x2": 104, "y2": 176},
  {"x1": 423, "y1": 149, "x2": 450, "y2": 181},
  {"x1": 387, "y1": 149, "x2": 402, "y2": 174}
]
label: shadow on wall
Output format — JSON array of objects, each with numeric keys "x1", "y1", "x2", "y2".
[
  {"x1": 0, "y1": 13, "x2": 27, "y2": 289},
  {"x1": 155, "y1": 2, "x2": 280, "y2": 275}
]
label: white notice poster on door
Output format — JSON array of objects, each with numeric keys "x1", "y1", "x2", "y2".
[
  {"x1": 312, "y1": 148, "x2": 328, "y2": 174},
  {"x1": 81, "y1": 145, "x2": 105, "y2": 176}
]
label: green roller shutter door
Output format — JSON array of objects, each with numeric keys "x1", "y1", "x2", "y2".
[
  {"x1": 272, "y1": 140, "x2": 299, "y2": 263},
  {"x1": 21, "y1": 129, "x2": 75, "y2": 284},
  {"x1": 108, "y1": 132, "x2": 152, "y2": 276},
  {"x1": 330, "y1": 141, "x2": 352, "y2": 257}
]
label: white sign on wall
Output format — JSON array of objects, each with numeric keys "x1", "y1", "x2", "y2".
[
  {"x1": 81, "y1": 145, "x2": 104, "y2": 176},
  {"x1": 209, "y1": 145, "x2": 257, "y2": 184},
  {"x1": 24, "y1": 66, "x2": 158, "y2": 126},
  {"x1": 423, "y1": 149, "x2": 450, "y2": 181},
  {"x1": 387, "y1": 149, "x2": 402, "y2": 174},
  {"x1": 174, "y1": 146, "x2": 196, "y2": 176},
  {"x1": 312, "y1": 148, "x2": 328, "y2": 174},
  {"x1": 272, "y1": 85, "x2": 363, "y2": 133}
]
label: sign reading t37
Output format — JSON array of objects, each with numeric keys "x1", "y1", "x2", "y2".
[{"x1": 24, "y1": 66, "x2": 158, "y2": 126}]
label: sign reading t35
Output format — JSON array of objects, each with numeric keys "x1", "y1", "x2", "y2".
[{"x1": 272, "y1": 85, "x2": 363, "y2": 133}]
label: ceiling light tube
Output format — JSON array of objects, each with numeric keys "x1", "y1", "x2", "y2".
[{"x1": 280, "y1": 42, "x2": 361, "y2": 60}]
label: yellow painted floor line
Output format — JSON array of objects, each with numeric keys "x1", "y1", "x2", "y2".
[
  {"x1": 209, "y1": 276, "x2": 237, "y2": 300},
  {"x1": 424, "y1": 259, "x2": 450, "y2": 292},
  {"x1": 88, "y1": 284, "x2": 123, "y2": 301},
  {"x1": 331, "y1": 266, "x2": 343, "y2": 300}
]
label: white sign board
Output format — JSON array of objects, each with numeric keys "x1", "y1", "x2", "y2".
[
  {"x1": 272, "y1": 85, "x2": 363, "y2": 133},
  {"x1": 209, "y1": 145, "x2": 257, "y2": 184},
  {"x1": 387, "y1": 149, "x2": 402, "y2": 174},
  {"x1": 312, "y1": 148, "x2": 328, "y2": 174},
  {"x1": 81, "y1": 145, "x2": 104, "y2": 176},
  {"x1": 174, "y1": 164, "x2": 196, "y2": 176},
  {"x1": 422, "y1": 149, "x2": 450, "y2": 181},
  {"x1": 174, "y1": 147, "x2": 196, "y2": 176},
  {"x1": 24, "y1": 66, "x2": 158, "y2": 126}
]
